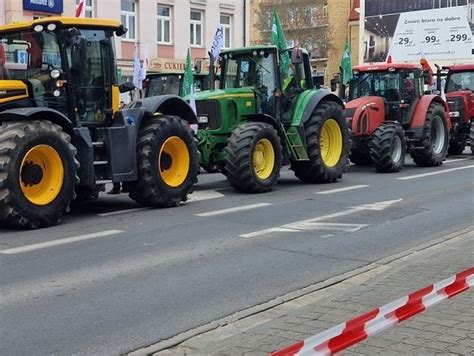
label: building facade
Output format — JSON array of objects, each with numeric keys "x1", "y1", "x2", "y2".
[
  {"x1": 1, "y1": 0, "x2": 248, "y2": 81},
  {"x1": 249, "y1": 0, "x2": 357, "y2": 86}
]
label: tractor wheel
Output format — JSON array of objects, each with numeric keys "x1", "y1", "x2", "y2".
[
  {"x1": 447, "y1": 137, "x2": 465, "y2": 155},
  {"x1": 410, "y1": 103, "x2": 449, "y2": 166},
  {"x1": 127, "y1": 115, "x2": 200, "y2": 207},
  {"x1": 350, "y1": 148, "x2": 372, "y2": 166},
  {"x1": 225, "y1": 122, "x2": 282, "y2": 193},
  {"x1": 370, "y1": 122, "x2": 406, "y2": 173},
  {"x1": 0, "y1": 120, "x2": 78, "y2": 229},
  {"x1": 291, "y1": 102, "x2": 350, "y2": 183}
]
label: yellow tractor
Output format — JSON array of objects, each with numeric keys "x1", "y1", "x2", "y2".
[{"x1": 0, "y1": 18, "x2": 200, "y2": 228}]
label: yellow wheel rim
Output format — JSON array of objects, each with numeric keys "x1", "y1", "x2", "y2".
[
  {"x1": 252, "y1": 138, "x2": 275, "y2": 180},
  {"x1": 20, "y1": 145, "x2": 64, "y2": 205},
  {"x1": 320, "y1": 119, "x2": 343, "y2": 167},
  {"x1": 158, "y1": 136, "x2": 190, "y2": 187}
]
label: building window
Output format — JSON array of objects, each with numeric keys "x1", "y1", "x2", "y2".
[
  {"x1": 75, "y1": 0, "x2": 94, "y2": 18},
  {"x1": 190, "y1": 10, "x2": 203, "y2": 47},
  {"x1": 157, "y1": 5, "x2": 172, "y2": 44},
  {"x1": 220, "y1": 14, "x2": 232, "y2": 48},
  {"x1": 323, "y1": 1, "x2": 328, "y2": 18},
  {"x1": 121, "y1": 0, "x2": 136, "y2": 40}
]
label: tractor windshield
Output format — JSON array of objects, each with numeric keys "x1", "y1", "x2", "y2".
[
  {"x1": 445, "y1": 71, "x2": 474, "y2": 93},
  {"x1": 145, "y1": 74, "x2": 182, "y2": 97},
  {"x1": 222, "y1": 51, "x2": 276, "y2": 95},
  {"x1": 349, "y1": 71, "x2": 401, "y2": 102},
  {"x1": 0, "y1": 29, "x2": 63, "y2": 107}
]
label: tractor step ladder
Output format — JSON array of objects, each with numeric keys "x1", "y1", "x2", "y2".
[{"x1": 286, "y1": 126, "x2": 309, "y2": 160}]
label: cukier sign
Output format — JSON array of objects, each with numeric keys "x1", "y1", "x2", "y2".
[{"x1": 23, "y1": 0, "x2": 63, "y2": 14}]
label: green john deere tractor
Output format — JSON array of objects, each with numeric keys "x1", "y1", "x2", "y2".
[{"x1": 193, "y1": 46, "x2": 350, "y2": 192}]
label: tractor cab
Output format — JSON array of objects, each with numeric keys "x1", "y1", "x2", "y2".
[
  {"x1": 218, "y1": 45, "x2": 313, "y2": 122},
  {"x1": 144, "y1": 71, "x2": 209, "y2": 98},
  {"x1": 0, "y1": 18, "x2": 131, "y2": 125},
  {"x1": 348, "y1": 63, "x2": 425, "y2": 125}
]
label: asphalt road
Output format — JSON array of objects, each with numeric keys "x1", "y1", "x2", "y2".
[{"x1": 1, "y1": 154, "x2": 473, "y2": 355}]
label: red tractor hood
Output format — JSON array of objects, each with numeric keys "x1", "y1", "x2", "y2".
[{"x1": 343, "y1": 97, "x2": 386, "y2": 136}]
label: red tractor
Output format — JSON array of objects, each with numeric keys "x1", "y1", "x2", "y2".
[
  {"x1": 437, "y1": 64, "x2": 474, "y2": 155},
  {"x1": 344, "y1": 63, "x2": 450, "y2": 172}
]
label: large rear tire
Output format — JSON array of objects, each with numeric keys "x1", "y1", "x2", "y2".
[
  {"x1": 0, "y1": 120, "x2": 78, "y2": 229},
  {"x1": 410, "y1": 103, "x2": 449, "y2": 166},
  {"x1": 370, "y1": 122, "x2": 406, "y2": 173},
  {"x1": 225, "y1": 122, "x2": 282, "y2": 193},
  {"x1": 291, "y1": 101, "x2": 350, "y2": 183},
  {"x1": 127, "y1": 116, "x2": 199, "y2": 207}
]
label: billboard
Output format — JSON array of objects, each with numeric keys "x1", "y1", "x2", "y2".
[{"x1": 363, "y1": 0, "x2": 473, "y2": 63}]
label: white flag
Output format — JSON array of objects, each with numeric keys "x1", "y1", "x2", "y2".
[
  {"x1": 132, "y1": 45, "x2": 142, "y2": 90},
  {"x1": 210, "y1": 25, "x2": 224, "y2": 61},
  {"x1": 141, "y1": 45, "x2": 149, "y2": 82}
]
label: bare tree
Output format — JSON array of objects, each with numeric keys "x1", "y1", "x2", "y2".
[{"x1": 253, "y1": 0, "x2": 335, "y2": 61}]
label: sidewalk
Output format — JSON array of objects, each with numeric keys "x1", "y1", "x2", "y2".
[{"x1": 153, "y1": 228, "x2": 474, "y2": 356}]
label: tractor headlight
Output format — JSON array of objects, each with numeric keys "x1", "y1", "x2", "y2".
[
  {"x1": 449, "y1": 111, "x2": 460, "y2": 117},
  {"x1": 197, "y1": 115, "x2": 208, "y2": 124}
]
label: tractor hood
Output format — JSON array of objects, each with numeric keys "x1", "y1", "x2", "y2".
[
  {"x1": 344, "y1": 96, "x2": 386, "y2": 136},
  {"x1": 192, "y1": 87, "x2": 255, "y2": 101}
]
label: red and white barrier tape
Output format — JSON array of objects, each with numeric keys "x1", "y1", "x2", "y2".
[{"x1": 271, "y1": 268, "x2": 474, "y2": 356}]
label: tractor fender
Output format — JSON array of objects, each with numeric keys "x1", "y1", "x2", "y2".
[
  {"x1": 345, "y1": 96, "x2": 386, "y2": 136},
  {"x1": 0, "y1": 107, "x2": 74, "y2": 135},
  {"x1": 128, "y1": 95, "x2": 197, "y2": 125},
  {"x1": 410, "y1": 95, "x2": 451, "y2": 130},
  {"x1": 295, "y1": 89, "x2": 344, "y2": 127},
  {"x1": 242, "y1": 113, "x2": 290, "y2": 164}
]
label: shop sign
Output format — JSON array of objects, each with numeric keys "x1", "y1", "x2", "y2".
[{"x1": 23, "y1": 0, "x2": 63, "y2": 14}]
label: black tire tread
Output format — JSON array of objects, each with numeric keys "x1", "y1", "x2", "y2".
[
  {"x1": 0, "y1": 120, "x2": 79, "y2": 229},
  {"x1": 291, "y1": 101, "x2": 350, "y2": 183},
  {"x1": 370, "y1": 122, "x2": 405, "y2": 173},
  {"x1": 225, "y1": 122, "x2": 282, "y2": 193},
  {"x1": 127, "y1": 115, "x2": 199, "y2": 207},
  {"x1": 410, "y1": 103, "x2": 449, "y2": 166}
]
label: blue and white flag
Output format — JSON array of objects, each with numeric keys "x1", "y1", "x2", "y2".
[{"x1": 210, "y1": 25, "x2": 224, "y2": 61}]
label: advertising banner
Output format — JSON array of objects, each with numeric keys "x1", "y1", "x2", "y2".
[
  {"x1": 363, "y1": 0, "x2": 473, "y2": 63},
  {"x1": 23, "y1": 0, "x2": 63, "y2": 14}
]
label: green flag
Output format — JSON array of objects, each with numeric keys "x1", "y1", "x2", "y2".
[
  {"x1": 270, "y1": 9, "x2": 290, "y2": 78},
  {"x1": 341, "y1": 36, "x2": 352, "y2": 85},
  {"x1": 182, "y1": 48, "x2": 193, "y2": 97}
]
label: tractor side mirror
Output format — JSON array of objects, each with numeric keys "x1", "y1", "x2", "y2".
[
  {"x1": 119, "y1": 81, "x2": 135, "y2": 93},
  {"x1": 115, "y1": 25, "x2": 128, "y2": 37},
  {"x1": 291, "y1": 48, "x2": 303, "y2": 65},
  {"x1": 71, "y1": 36, "x2": 87, "y2": 71}
]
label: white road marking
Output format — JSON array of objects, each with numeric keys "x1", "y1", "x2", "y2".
[
  {"x1": 0, "y1": 230, "x2": 124, "y2": 254},
  {"x1": 317, "y1": 185, "x2": 369, "y2": 195},
  {"x1": 241, "y1": 199, "x2": 402, "y2": 238},
  {"x1": 398, "y1": 165, "x2": 474, "y2": 180},
  {"x1": 196, "y1": 203, "x2": 271, "y2": 217},
  {"x1": 444, "y1": 158, "x2": 470, "y2": 164},
  {"x1": 98, "y1": 208, "x2": 146, "y2": 217},
  {"x1": 284, "y1": 222, "x2": 368, "y2": 232},
  {"x1": 188, "y1": 190, "x2": 225, "y2": 202}
]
